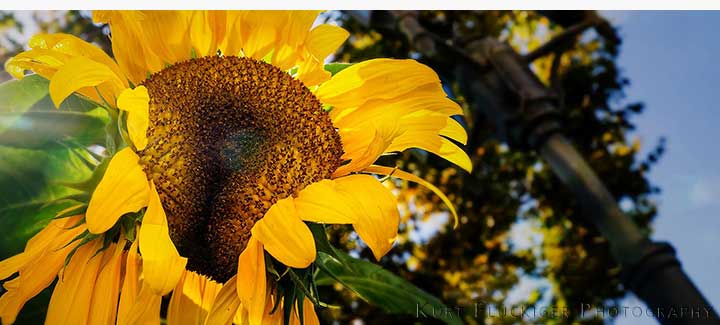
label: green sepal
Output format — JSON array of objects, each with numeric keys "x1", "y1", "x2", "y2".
[
  {"x1": 119, "y1": 211, "x2": 142, "y2": 242},
  {"x1": 92, "y1": 226, "x2": 121, "y2": 259},
  {"x1": 324, "y1": 63, "x2": 353, "y2": 76},
  {"x1": 265, "y1": 253, "x2": 284, "y2": 281},
  {"x1": 62, "y1": 230, "x2": 100, "y2": 269},
  {"x1": 52, "y1": 203, "x2": 87, "y2": 219},
  {"x1": 282, "y1": 281, "x2": 296, "y2": 325},
  {"x1": 60, "y1": 156, "x2": 110, "y2": 195}
]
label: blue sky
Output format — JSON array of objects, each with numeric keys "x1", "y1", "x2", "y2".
[{"x1": 603, "y1": 11, "x2": 720, "y2": 324}]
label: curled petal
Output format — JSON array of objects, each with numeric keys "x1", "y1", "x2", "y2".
[
  {"x1": 117, "y1": 86, "x2": 150, "y2": 150},
  {"x1": 236, "y1": 237, "x2": 267, "y2": 325},
  {"x1": 364, "y1": 165, "x2": 460, "y2": 228},
  {"x1": 306, "y1": 24, "x2": 349, "y2": 60},
  {"x1": 86, "y1": 147, "x2": 149, "y2": 234},
  {"x1": 291, "y1": 297, "x2": 320, "y2": 325},
  {"x1": 139, "y1": 181, "x2": 188, "y2": 295},
  {"x1": 294, "y1": 175, "x2": 400, "y2": 260},
  {"x1": 251, "y1": 198, "x2": 316, "y2": 268},
  {"x1": 49, "y1": 56, "x2": 125, "y2": 107}
]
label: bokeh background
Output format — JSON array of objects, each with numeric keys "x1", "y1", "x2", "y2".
[{"x1": 0, "y1": 10, "x2": 717, "y2": 324}]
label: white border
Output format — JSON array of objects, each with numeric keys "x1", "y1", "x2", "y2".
[{"x1": 5, "y1": 0, "x2": 720, "y2": 11}]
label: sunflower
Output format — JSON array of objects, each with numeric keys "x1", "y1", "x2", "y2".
[{"x1": 0, "y1": 10, "x2": 471, "y2": 325}]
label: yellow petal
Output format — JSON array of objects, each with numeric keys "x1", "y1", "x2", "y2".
[
  {"x1": 296, "y1": 55, "x2": 332, "y2": 87},
  {"x1": 123, "y1": 282, "x2": 162, "y2": 325},
  {"x1": 139, "y1": 181, "x2": 188, "y2": 295},
  {"x1": 284, "y1": 11, "x2": 321, "y2": 47},
  {"x1": 98, "y1": 11, "x2": 159, "y2": 83},
  {"x1": 291, "y1": 297, "x2": 320, "y2": 325},
  {"x1": 294, "y1": 175, "x2": 399, "y2": 260},
  {"x1": 168, "y1": 272, "x2": 193, "y2": 325},
  {"x1": 318, "y1": 60, "x2": 469, "y2": 174},
  {"x1": 168, "y1": 271, "x2": 222, "y2": 325},
  {"x1": 0, "y1": 253, "x2": 29, "y2": 281},
  {"x1": 0, "y1": 217, "x2": 85, "y2": 324},
  {"x1": 28, "y1": 33, "x2": 126, "y2": 82},
  {"x1": 88, "y1": 241, "x2": 125, "y2": 325},
  {"x1": 251, "y1": 198, "x2": 316, "y2": 268},
  {"x1": 316, "y1": 58, "x2": 443, "y2": 108},
  {"x1": 260, "y1": 290, "x2": 285, "y2": 323},
  {"x1": 440, "y1": 118, "x2": 468, "y2": 145},
  {"x1": 92, "y1": 11, "x2": 111, "y2": 24},
  {"x1": 364, "y1": 165, "x2": 460, "y2": 228},
  {"x1": 219, "y1": 11, "x2": 249, "y2": 56},
  {"x1": 206, "y1": 276, "x2": 241, "y2": 325},
  {"x1": 5, "y1": 49, "x2": 66, "y2": 79},
  {"x1": 189, "y1": 11, "x2": 226, "y2": 57},
  {"x1": 241, "y1": 11, "x2": 288, "y2": 60},
  {"x1": 272, "y1": 11, "x2": 319, "y2": 70},
  {"x1": 306, "y1": 24, "x2": 349, "y2": 60},
  {"x1": 99, "y1": 11, "x2": 192, "y2": 83},
  {"x1": 332, "y1": 127, "x2": 391, "y2": 178},
  {"x1": 9, "y1": 216, "x2": 82, "y2": 255},
  {"x1": 236, "y1": 237, "x2": 267, "y2": 325},
  {"x1": 48, "y1": 56, "x2": 124, "y2": 108},
  {"x1": 137, "y1": 11, "x2": 193, "y2": 64},
  {"x1": 86, "y1": 147, "x2": 150, "y2": 234},
  {"x1": 117, "y1": 86, "x2": 150, "y2": 150},
  {"x1": 117, "y1": 238, "x2": 140, "y2": 325},
  {"x1": 6, "y1": 32, "x2": 127, "y2": 105},
  {"x1": 46, "y1": 239, "x2": 104, "y2": 325}
]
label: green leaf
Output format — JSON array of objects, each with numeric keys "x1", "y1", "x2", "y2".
[
  {"x1": 0, "y1": 75, "x2": 50, "y2": 114},
  {"x1": 0, "y1": 146, "x2": 93, "y2": 259},
  {"x1": 324, "y1": 63, "x2": 353, "y2": 76},
  {"x1": 310, "y1": 225, "x2": 462, "y2": 325},
  {"x1": 0, "y1": 74, "x2": 100, "y2": 114},
  {"x1": 0, "y1": 109, "x2": 108, "y2": 148},
  {"x1": 0, "y1": 75, "x2": 109, "y2": 149}
]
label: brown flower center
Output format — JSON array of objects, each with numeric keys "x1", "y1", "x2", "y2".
[{"x1": 138, "y1": 56, "x2": 343, "y2": 282}]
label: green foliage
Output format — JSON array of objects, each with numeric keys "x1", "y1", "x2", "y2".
[
  {"x1": 0, "y1": 76, "x2": 105, "y2": 259},
  {"x1": 0, "y1": 76, "x2": 107, "y2": 325},
  {"x1": 0, "y1": 75, "x2": 109, "y2": 149},
  {"x1": 311, "y1": 224, "x2": 461, "y2": 325},
  {"x1": 0, "y1": 69, "x2": 106, "y2": 325}
]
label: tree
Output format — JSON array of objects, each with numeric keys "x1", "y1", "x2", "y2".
[{"x1": 319, "y1": 10, "x2": 663, "y2": 324}]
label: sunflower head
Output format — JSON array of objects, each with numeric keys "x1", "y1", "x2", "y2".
[
  {"x1": 139, "y1": 55, "x2": 343, "y2": 281},
  {"x1": 0, "y1": 10, "x2": 471, "y2": 325}
]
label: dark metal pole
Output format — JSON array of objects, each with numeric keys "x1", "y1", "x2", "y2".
[{"x1": 471, "y1": 37, "x2": 719, "y2": 325}]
